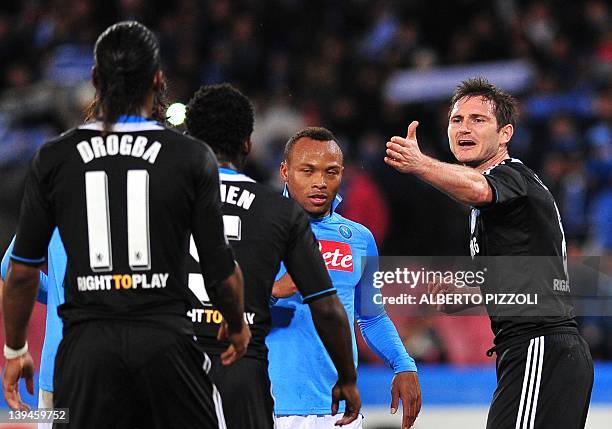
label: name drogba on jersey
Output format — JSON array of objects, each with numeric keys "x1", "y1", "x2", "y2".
[{"x1": 77, "y1": 134, "x2": 162, "y2": 164}]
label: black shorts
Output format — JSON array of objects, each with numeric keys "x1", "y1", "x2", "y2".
[
  {"x1": 53, "y1": 321, "x2": 226, "y2": 429},
  {"x1": 487, "y1": 332, "x2": 593, "y2": 429},
  {"x1": 207, "y1": 354, "x2": 275, "y2": 429}
]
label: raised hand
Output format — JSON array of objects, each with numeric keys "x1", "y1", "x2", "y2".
[{"x1": 385, "y1": 121, "x2": 425, "y2": 174}]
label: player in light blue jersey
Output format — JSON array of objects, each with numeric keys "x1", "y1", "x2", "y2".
[
  {"x1": 1, "y1": 229, "x2": 66, "y2": 429},
  {"x1": 267, "y1": 127, "x2": 422, "y2": 429}
]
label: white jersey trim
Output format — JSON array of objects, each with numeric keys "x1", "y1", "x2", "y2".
[
  {"x1": 78, "y1": 121, "x2": 164, "y2": 132},
  {"x1": 219, "y1": 172, "x2": 256, "y2": 183},
  {"x1": 483, "y1": 157, "x2": 524, "y2": 175}
]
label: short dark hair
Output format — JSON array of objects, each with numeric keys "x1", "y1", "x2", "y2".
[
  {"x1": 186, "y1": 83, "x2": 255, "y2": 162},
  {"x1": 87, "y1": 21, "x2": 165, "y2": 130},
  {"x1": 284, "y1": 127, "x2": 340, "y2": 162},
  {"x1": 449, "y1": 77, "x2": 518, "y2": 130}
]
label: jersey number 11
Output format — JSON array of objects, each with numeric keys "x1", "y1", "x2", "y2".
[{"x1": 85, "y1": 170, "x2": 150, "y2": 272}]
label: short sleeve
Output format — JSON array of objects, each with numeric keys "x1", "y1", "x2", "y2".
[
  {"x1": 12, "y1": 150, "x2": 55, "y2": 265},
  {"x1": 481, "y1": 163, "x2": 527, "y2": 208},
  {"x1": 3, "y1": 235, "x2": 49, "y2": 304}
]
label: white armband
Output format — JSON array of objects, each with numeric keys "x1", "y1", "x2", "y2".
[{"x1": 4, "y1": 342, "x2": 28, "y2": 360}]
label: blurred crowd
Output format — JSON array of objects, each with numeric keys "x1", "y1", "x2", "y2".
[{"x1": 0, "y1": 0, "x2": 610, "y2": 362}]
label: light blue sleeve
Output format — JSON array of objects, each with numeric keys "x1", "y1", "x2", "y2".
[
  {"x1": 355, "y1": 227, "x2": 417, "y2": 373},
  {"x1": 2, "y1": 236, "x2": 48, "y2": 304}
]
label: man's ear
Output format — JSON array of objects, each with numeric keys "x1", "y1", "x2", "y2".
[
  {"x1": 280, "y1": 160, "x2": 289, "y2": 182},
  {"x1": 243, "y1": 139, "x2": 252, "y2": 156},
  {"x1": 153, "y1": 69, "x2": 164, "y2": 91},
  {"x1": 500, "y1": 124, "x2": 514, "y2": 145}
]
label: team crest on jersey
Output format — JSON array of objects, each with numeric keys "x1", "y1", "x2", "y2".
[
  {"x1": 318, "y1": 240, "x2": 354, "y2": 272},
  {"x1": 338, "y1": 225, "x2": 352, "y2": 239}
]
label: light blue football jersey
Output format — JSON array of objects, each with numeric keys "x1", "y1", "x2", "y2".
[{"x1": 267, "y1": 195, "x2": 383, "y2": 415}]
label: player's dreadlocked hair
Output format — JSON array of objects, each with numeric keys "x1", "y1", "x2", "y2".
[
  {"x1": 185, "y1": 83, "x2": 255, "y2": 163},
  {"x1": 86, "y1": 21, "x2": 166, "y2": 132},
  {"x1": 449, "y1": 77, "x2": 518, "y2": 130}
]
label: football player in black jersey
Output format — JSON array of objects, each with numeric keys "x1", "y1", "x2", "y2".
[
  {"x1": 185, "y1": 83, "x2": 361, "y2": 429},
  {"x1": 2, "y1": 22, "x2": 249, "y2": 429},
  {"x1": 385, "y1": 77, "x2": 593, "y2": 429}
]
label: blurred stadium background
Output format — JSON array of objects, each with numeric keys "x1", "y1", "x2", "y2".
[{"x1": 0, "y1": 0, "x2": 610, "y2": 427}]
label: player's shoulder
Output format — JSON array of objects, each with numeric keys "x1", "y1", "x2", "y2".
[
  {"x1": 38, "y1": 126, "x2": 81, "y2": 151},
  {"x1": 487, "y1": 158, "x2": 546, "y2": 185},
  {"x1": 29, "y1": 127, "x2": 82, "y2": 168},
  {"x1": 482, "y1": 158, "x2": 534, "y2": 176},
  {"x1": 49, "y1": 126, "x2": 80, "y2": 144},
  {"x1": 330, "y1": 213, "x2": 375, "y2": 244}
]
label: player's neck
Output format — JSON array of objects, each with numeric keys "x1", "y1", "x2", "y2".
[
  {"x1": 309, "y1": 207, "x2": 332, "y2": 221},
  {"x1": 475, "y1": 149, "x2": 510, "y2": 173},
  {"x1": 141, "y1": 91, "x2": 155, "y2": 118},
  {"x1": 218, "y1": 161, "x2": 241, "y2": 172}
]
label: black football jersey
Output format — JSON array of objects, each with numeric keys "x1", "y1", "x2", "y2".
[
  {"x1": 470, "y1": 158, "x2": 577, "y2": 344},
  {"x1": 187, "y1": 168, "x2": 335, "y2": 360},
  {"x1": 12, "y1": 120, "x2": 235, "y2": 333}
]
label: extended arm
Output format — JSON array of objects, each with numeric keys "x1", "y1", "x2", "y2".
[
  {"x1": 414, "y1": 157, "x2": 492, "y2": 206},
  {"x1": 385, "y1": 121, "x2": 493, "y2": 206}
]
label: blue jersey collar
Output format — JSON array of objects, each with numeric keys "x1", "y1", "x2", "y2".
[
  {"x1": 219, "y1": 167, "x2": 240, "y2": 175},
  {"x1": 282, "y1": 184, "x2": 342, "y2": 220},
  {"x1": 117, "y1": 115, "x2": 152, "y2": 123}
]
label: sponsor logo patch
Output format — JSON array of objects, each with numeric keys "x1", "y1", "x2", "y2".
[{"x1": 318, "y1": 240, "x2": 353, "y2": 272}]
